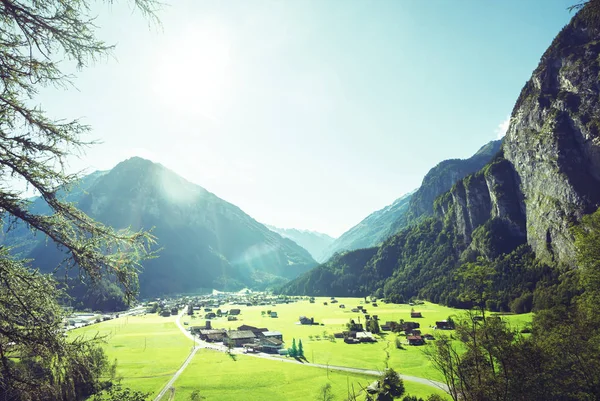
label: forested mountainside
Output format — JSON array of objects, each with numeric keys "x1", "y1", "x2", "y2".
[
  {"x1": 279, "y1": 6, "x2": 600, "y2": 314},
  {"x1": 266, "y1": 225, "x2": 334, "y2": 262},
  {"x1": 4, "y1": 158, "x2": 316, "y2": 309},
  {"x1": 321, "y1": 140, "x2": 501, "y2": 261}
]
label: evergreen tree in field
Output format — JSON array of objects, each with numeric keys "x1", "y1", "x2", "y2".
[
  {"x1": 298, "y1": 339, "x2": 304, "y2": 358},
  {"x1": 289, "y1": 338, "x2": 298, "y2": 357},
  {"x1": 0, "y1": 0, "x2": 159, "y2": 399}
]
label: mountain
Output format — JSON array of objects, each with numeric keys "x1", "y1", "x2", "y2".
[
  {"x1": 320, "y1": 191, "x2": 414, "y2": 261},
  {"x1": 321, "y1": 140, "x2": 501, "y2": 261},
  {"x1": 7, "y1": 157, "x2": 317, "y2": 299},
  {"x1": 279, "y1": 8, "x2": 600, "y2": 312},
  {"x1": 265, "y1": 225, "x2": 334, "y2": 262}
]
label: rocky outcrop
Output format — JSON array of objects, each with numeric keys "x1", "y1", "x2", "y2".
[
  {"x1": 435, "y1": 154, "x2": 525, "y2": 249},
  {"x1": 503, "y1": 10, "x2": 600, "y2": 265},
  {"x1": 407, "y1": 140, "x2": 502, "y2": 222}
]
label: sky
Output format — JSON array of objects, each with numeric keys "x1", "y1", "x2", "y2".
[{"x1": 37, "y1": 0, "x2": 575, "y2": 237}]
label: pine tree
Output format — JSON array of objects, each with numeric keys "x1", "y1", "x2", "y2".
[
  {"x1": 289, "y1": 338, "x2": 298, "y2": 357},
  {"x1": 0, "y1": 1, "x2": 159, "y2": 399},
  {"x1": 298, "y1": 339, "x2": 304, "y2": 358}
]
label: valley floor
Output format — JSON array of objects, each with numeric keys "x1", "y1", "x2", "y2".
[{"x1": 72, "y1": 298, "x2": 532, "y2": 400}]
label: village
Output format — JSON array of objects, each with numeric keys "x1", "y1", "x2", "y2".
[{"x1": 118, "y1": 290, "x2": 459, "y2": 357}]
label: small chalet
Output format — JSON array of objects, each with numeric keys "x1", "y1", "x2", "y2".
[
  {"x1": 402, "y1": 321, "x2": 420, "y2": 331},
  {"x1": 262, "y1": 331, "x2": 283, "y2": 341},
  {"x1": 227, "y1": 316, "x2": 237, "y2": 321},
  {"x1": 339, "y1": 304, "x2": 345, "y2": 309},
  {"x1": 256, "y1": 337, "x2": 284, "y2": 353},
  {"x1": 380, "y1": 323, "x2": 391, "y2": 331},
  {"x1": 199, "y1": 329, "x2": 226, "y2": 342},
  {"x1": 205, "y1": 312, "x2": 216, "y2": 319},
  {"x1": 435, "y1": 320, "x2": 453, "y2": 330},
  {"x1": 411, "y1": 311, "x2": 423, "y2": 318},
  {"x1": 356, "y1": 332, "x2": 376, "y2": 343},
  {"x1": 407, "y1": 335, "x2": 425, "y2": 346},
  {"x1": 237, "y1": 325, "x2": 268, "y2": 337},
  {"x1": 406, "y1": 329, "x2": 421, "y2": 336},
  {"x1": 351, "y1": 308, "x2": 360, "y2": 313},
  {"x1": 225, "y1": 330, "x2": 256, "y2": 347},
  {"x1": 229, "y1": 309, "x2": 241, "y2": 316},
  {"x1": 423, "y1": 334, "x2": 435, "y2": 340},
  {"x1": 270, "y1": 311, "x2": 278, "y2": 318}
]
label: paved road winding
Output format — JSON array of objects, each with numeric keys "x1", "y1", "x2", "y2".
[{"x1": 154, "y1": 307, "x2": 449, "y2": 400}]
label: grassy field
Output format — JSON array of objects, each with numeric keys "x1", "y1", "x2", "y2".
[
  {"x1": 70, "y1": 298, "x2": 532, "y2": 400},
  {"x1": 170, "y1": 349, "x2": 448, "y2": 401},
  {"x1": 70, "y1": 314, "x2": 194, "y2": 397},
  {"x1": 182, "y1": 297, "x2": 533, "y2": 382}
]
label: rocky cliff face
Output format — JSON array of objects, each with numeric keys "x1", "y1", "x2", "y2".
[
  {"x1": 407, "y1": 140, "x2": 502, "y2": 222},
  {"x1": 435, "y1": 155, "x2": 526, "y2": 249},
  {"x1": 503, "y1": 11, "x2": 600, "y2": 265}
]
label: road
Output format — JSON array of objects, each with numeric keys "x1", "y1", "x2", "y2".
[
  {"x1": 151, "y1": 307, "x2": 449, "y2": 400},
  {"x1": 153, "y1": 345, "x2": 199, "y2": 401}
]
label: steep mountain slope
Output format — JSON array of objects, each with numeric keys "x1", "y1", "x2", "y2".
[
  {"x1": 11, "y1": 157, "x2": 317, "y2": 297},
  {"x1": 321, "y1": 140, "x2": 501, "y2": 261},
  {"x1": 280, "y1": 8, "x2": 600, "y2": 310},
  {"x1": 265, "y1": 225, "x2": 334, "y2": 262},
  {"x1": 320, "y1": 191, "x2": 414, "y2": 261}
]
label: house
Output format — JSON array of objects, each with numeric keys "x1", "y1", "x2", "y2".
[
  {"x1": 423, "y1": 334, "x2": 435, "y2": 340},
  {"x1": 344, "y1": 337, "x2": 360, "y2": 344},
  {"x1": 270, "y1": 311, "x2": 278, "y2": 318},
  {"x1": 407, "y1": 335, "x2": 425, "y2": 346},
  {"x1": 411, "y1": 311, "x2": 423, "y2": 318},
  {"x1": 237, "y1": 325, "x2": 268, "y2": 337},
  {"x1": 262, "y1": 331, "x2": 283, "y2": 341},
  {"x1": 351, "y1": 308, "x2": 360, "y2": 313},
  {"x1": 228, "y1": 316, "x2": 237, "y2": 321},
  {"x1": 229, "y1": 309, "x2": 241, "y2": 316},
  {"x1": 331, "y1": 299, "x2": 338, "y2": 304},
  {"x1": 402, "y1": 321, "x2": 420, "y2": 331},
  {"x1": 205, "y1": 312, "x2": 216, "y2": 319},
  {"x1": 160, "y1": 310, "x2": 171, "y2": 317},
  {"x1": 356, "y1": 332, "x2": 376, "y2": 343},
  {"x1": 224, "y1": 330, "x2": 256, "y2": 347},
  {"x1": 339, "y1": 304, "x2": 345, "y2": 309},
  {"x1": 256, "y1": 337, "x2": 284, "y2": 353},
  {"x1": 435, "y1": 320, "x2": 453, "y2": 330},
  {"x1": 380, "y1": 324, "x2": 391, "y2": 331},
  {"x1": 299, "y1": 316, "x2": 314, "y2": 325},
  {"x1": 372, "y1": 303, "x2": 378, "y2": 307},
  {"x1": 406, "y1": 329, "x2": 421, "y2": 336},
  {"x1": 323, "y1": 302, "x2": 328, "y2": 305},
  {"x1": 333, "y1": 332, "x2": 344, "y2": 338},
  {"x1": 198, "y1": 329, "x2": 226, "y2": 341},
  {"x1": 170, "y1": 307, "x2": 178, "y2": 315}
]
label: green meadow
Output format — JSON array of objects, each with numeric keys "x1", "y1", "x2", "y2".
[
  {"x1": 182, "y1": 297, "x2": 532, "y2": 381},
  {"x1": 71, "y1": 298, "x2": 532, "y2": 399},
  {"x1": 70, "y1": 314, "x2": 194, "y2": 397},
  {"x1": 170, "y1": 349, "x2": 448, "y2": 401}
]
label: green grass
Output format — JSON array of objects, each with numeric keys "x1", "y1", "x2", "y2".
[
  {"x1": 70, "y1": 314, "x2": 193, "y2": 397},
  {"x1": 171, "y1": 350, "x2": 448, "y2": 401},
  {"x1": 71, "y1": 298, "x2": 532, "y2": 399},
  {"x1": 184, "y1": 298, "x2": 533, "y2": 382}
]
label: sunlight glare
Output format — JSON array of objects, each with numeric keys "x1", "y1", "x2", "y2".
[{"x1": 152, "y1": 20, "x2": 233, "y2": 121}]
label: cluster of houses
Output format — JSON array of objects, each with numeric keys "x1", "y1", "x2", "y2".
[{"x1": 190, "y1": 322, "x2": 285, "y2": 354}]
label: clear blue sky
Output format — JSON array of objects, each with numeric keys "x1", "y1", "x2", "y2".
[{"x1": 39, "y1": 0, "x2": 574, "y2": 237}]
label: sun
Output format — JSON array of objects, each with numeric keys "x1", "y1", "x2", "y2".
[{"x1": 152, "y1": 20, "x2": 233, "y2": 121}]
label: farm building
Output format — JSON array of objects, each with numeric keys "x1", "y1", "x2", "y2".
[
  {"x1": 263, "y1": 331, "x2": 283, "y2": 341},
  {"x1": 229, "y1": 309, "x2": 241, "y2": 316},
  {"x1": 411, "y1": 311, "x2": 423, "y2": 318},
  {"x1": 407, "y1": 335, "x2": 425, "y2": 346},
  {"x1": 224, "y1": 330, "x2": 256, "y2": 347},
  {"x1": 435, "y1": 320, "x2": 454, "y2": 330},
  {"x1": 270, "y1": 311, "x2": 278, "y2": 318}
]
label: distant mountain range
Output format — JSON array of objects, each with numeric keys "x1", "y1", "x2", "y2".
[
  {"x1": 321, "y1": 140, "x2": 502, "y2": 260},
  {"x1": 3, "y1": 157, "x2": 317, "y2": 304},
  {"x1": 265, "y1": 226, "x2": 334, "y2": 262}
]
